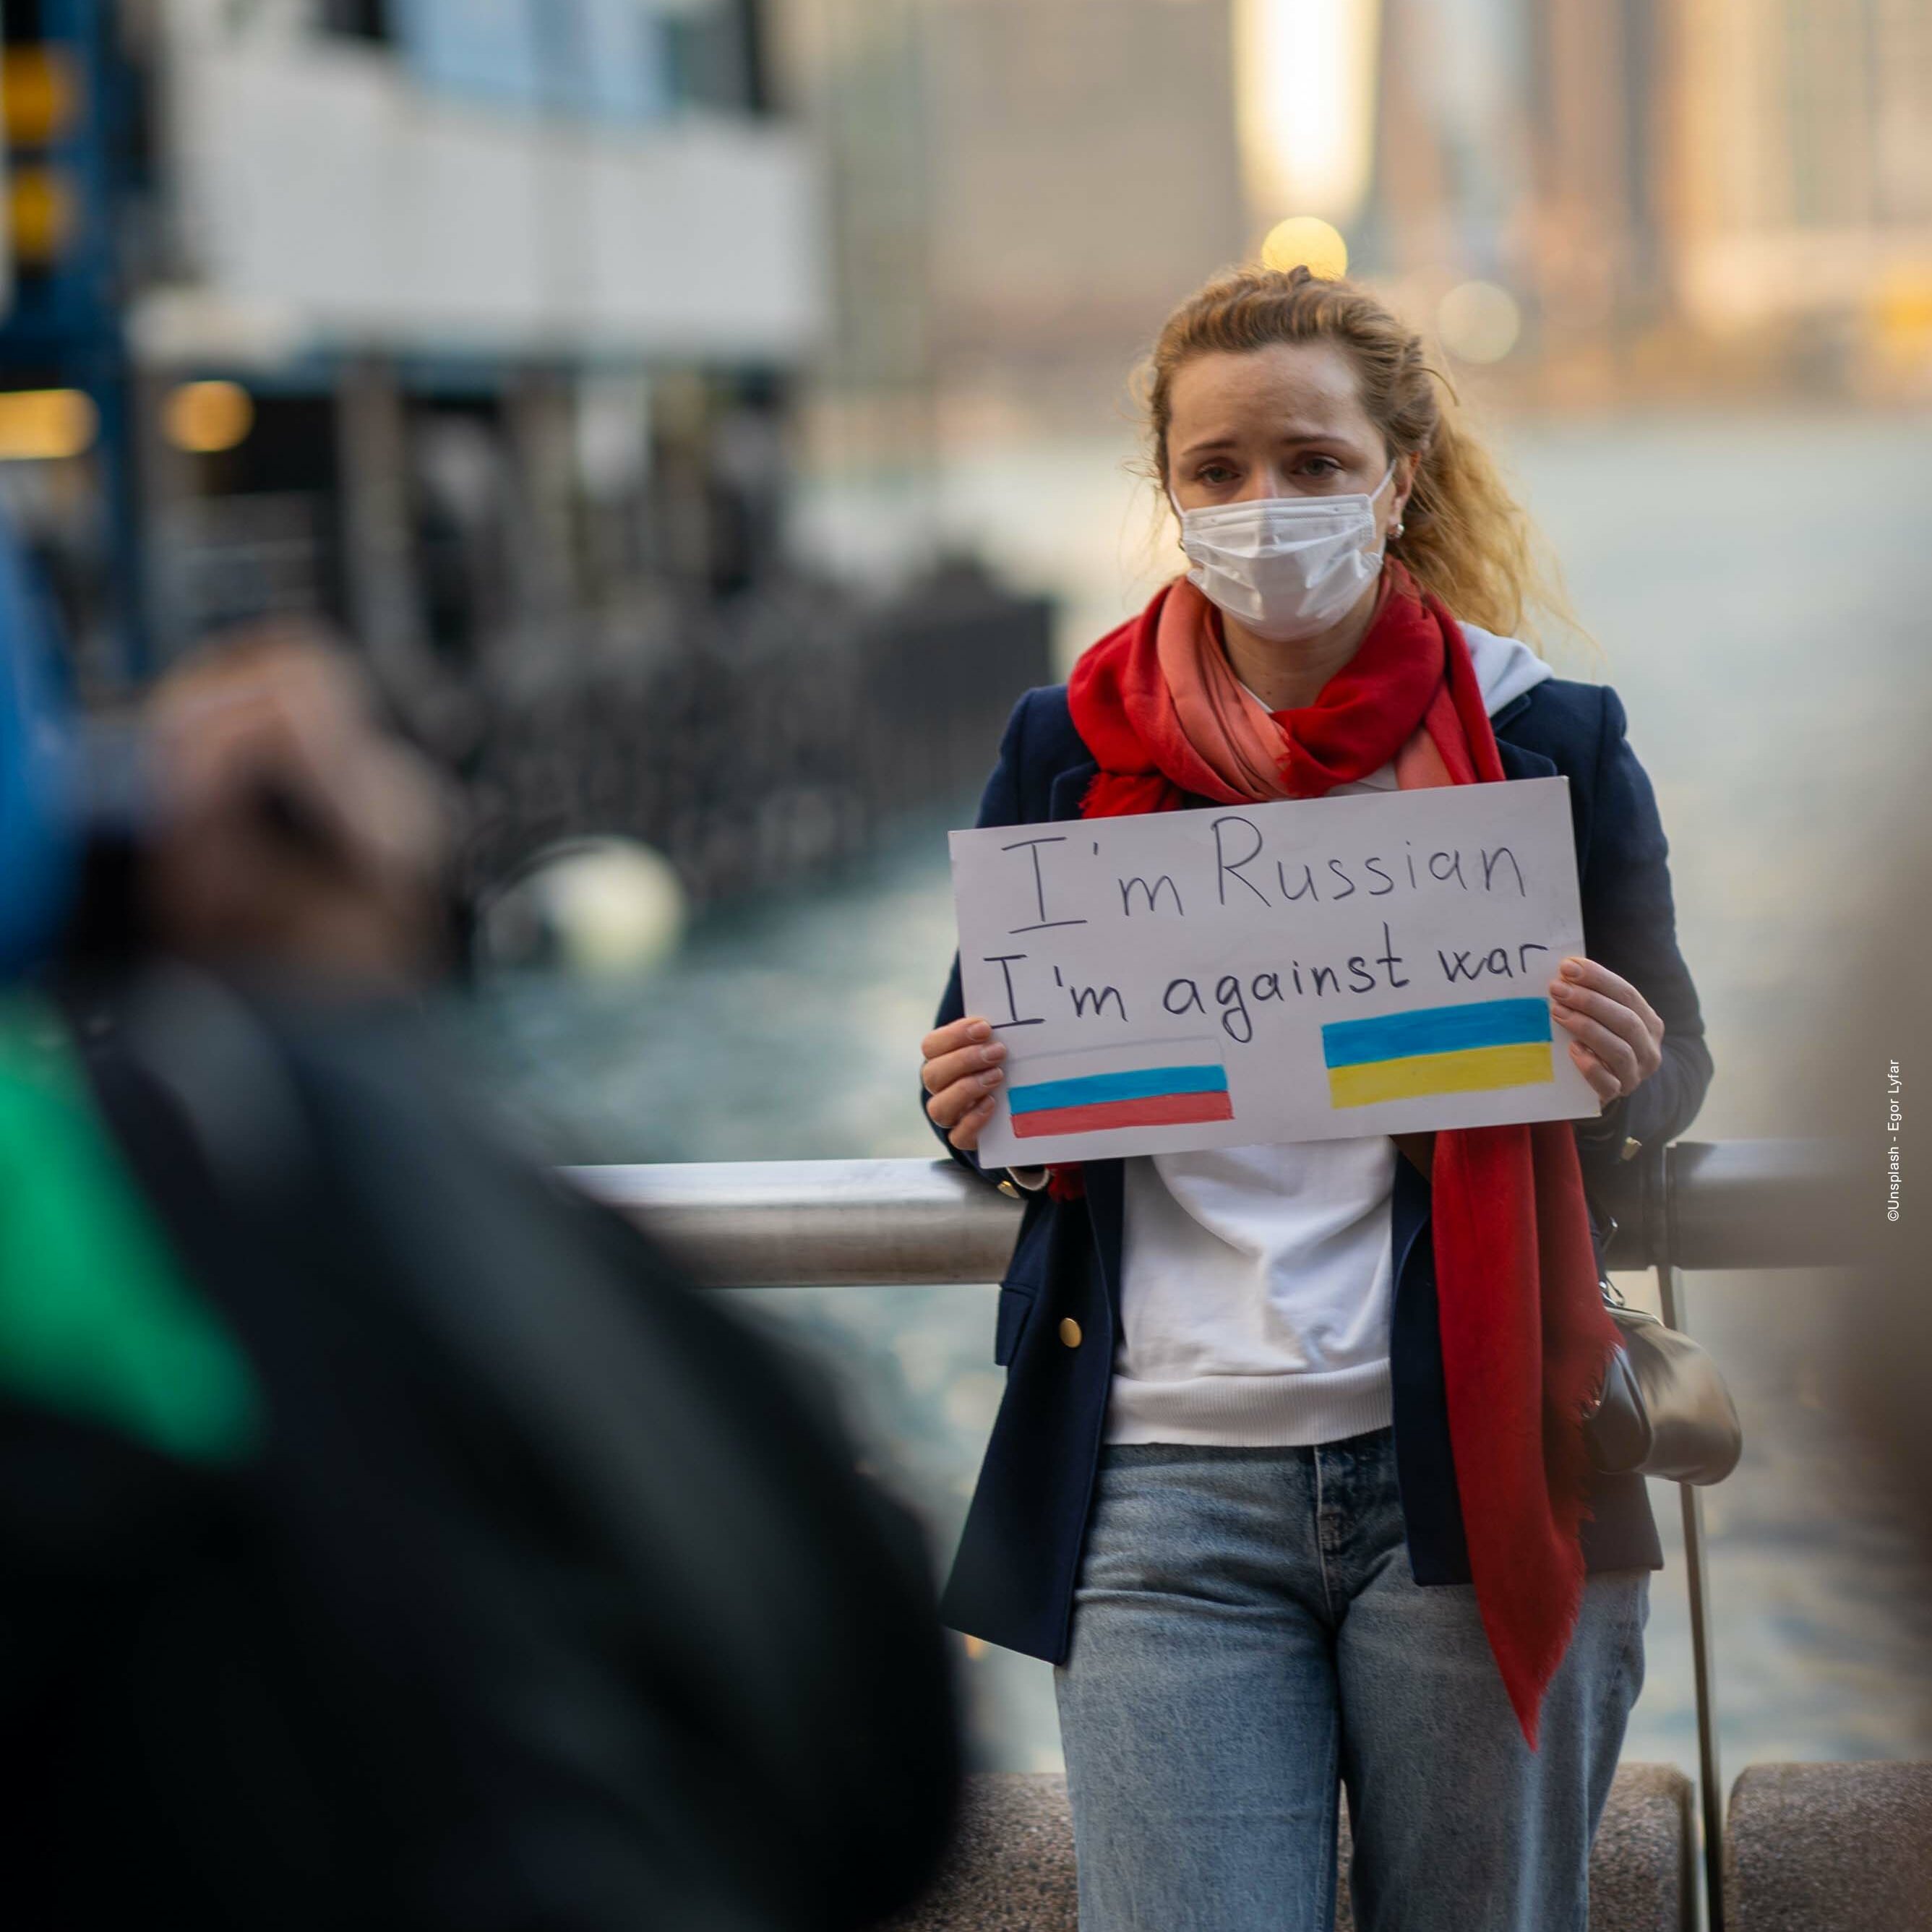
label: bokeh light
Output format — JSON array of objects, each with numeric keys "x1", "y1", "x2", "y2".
[
  {"x1": 1436, "y1": 280, "x2": 1523, "y2": 364},
  {"x1": 163, "y1": 380, "x2": 257, "y2": 455},
  {"x1": 0, "y1": 389, "x2": 98, "y2": 462},
  {"x1": 1234, "y1": 0, "x2": 1380, "y2": 231},
  {"x1": 7, "y1": 167, "x2": 78, "y2": 265},
  {"x1": 1261, "y1": 215, "x2": 1349, "y2": 280}
]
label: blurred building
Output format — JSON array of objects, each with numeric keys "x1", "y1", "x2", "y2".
[
  {"x1": 1364, "y1": 0, "x2": 1668, "y2": 385},
  {"x1": 1663, "y1": 0, "x2": 1932, "y2": 392},
  {"x1": 774, "y1": 0, "x2": 1248, "y2": 442},
  {"x1": 1, "y1": 0, "x2": 817, "y2": 687},
  {"x1": 1360, "y1": 0, "x2": 1932, "y2": 396},
  {"x1": 922, "y1": 0, "x2": 1248, "y2": 419},
  {"x1": 1, "y1": 1, "x2": 1052, "y2": 901}
]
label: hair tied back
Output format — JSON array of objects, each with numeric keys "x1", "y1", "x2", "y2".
[{"x1": 1140, "y1": 264, "x2": 1581, "y2": 648}]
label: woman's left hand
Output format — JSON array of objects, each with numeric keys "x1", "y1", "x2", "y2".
[{"x1": 1548, "y1": 956, "x2": 1665, "y2": 1109}]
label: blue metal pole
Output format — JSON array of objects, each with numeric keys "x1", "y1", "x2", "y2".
[{"x1": 0, "y1": 0, "x2": 150, "y2": 683}]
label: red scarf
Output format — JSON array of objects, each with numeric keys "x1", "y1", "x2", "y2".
[{"x1": 1064, "y1": 568, "x2": 1620, "y2": 1749}]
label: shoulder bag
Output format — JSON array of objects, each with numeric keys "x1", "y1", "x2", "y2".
[{"x1": 1583, "y1": 1274, "x2": 1743, "y2": 1485}]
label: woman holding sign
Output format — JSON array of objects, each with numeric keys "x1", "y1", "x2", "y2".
[{"x1": 920, "y1": 265, "x2": 1710, "y2": 1932}]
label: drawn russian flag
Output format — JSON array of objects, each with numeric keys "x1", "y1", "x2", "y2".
[
  {"x1": 1009, "y1": 1060, "x2": 1235, "y2": 1139},
  {"x1": 1322, "y1": 997, "x2": 1555, "y2": 1110}
]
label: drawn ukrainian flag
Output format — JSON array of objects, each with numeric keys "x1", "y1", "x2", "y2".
[{"x1": 1322, "y1": 998, "x2": 1555, "y2": 1109}]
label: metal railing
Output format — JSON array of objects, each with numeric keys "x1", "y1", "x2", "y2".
[
  {"x1": 567, "y1": 1137, "x2": 1854, "y2": 1288},
  {"x1": 568, "y1": 1135, "x2": 1855, "y2": 1932}
]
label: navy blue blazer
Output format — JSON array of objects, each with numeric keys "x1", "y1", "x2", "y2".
[{"x1": 928, "y1": 675, "x2": 1713, "y2": 1665}]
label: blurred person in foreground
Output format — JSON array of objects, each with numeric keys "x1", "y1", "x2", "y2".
[
  {"x1": 0, "y1": 588, "x2": 959, "y2": 1930},
  {"x1": 919, "y1": 267, "x2": 1711, "y2": 1932}
]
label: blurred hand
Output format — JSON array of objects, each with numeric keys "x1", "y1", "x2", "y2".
[
  {"x1": 921, "y1": 1016, "x2": 1006, "y2": 1151},
  {"x1": 1548, "y1": 955, "x2": 1665, "y2": 1108},
  {"x1": 144, "y1": 623, "x2": 450, "y2": 987}
]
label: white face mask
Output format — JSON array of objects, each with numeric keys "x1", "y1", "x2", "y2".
[{"x1": 1179, "y1": 463, "x2": 1397, "y2": 643}]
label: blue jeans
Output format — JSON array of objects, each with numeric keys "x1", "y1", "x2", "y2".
[{"x1": 1054, "y1": 1430, "x2": 1648, "y2": 1932}]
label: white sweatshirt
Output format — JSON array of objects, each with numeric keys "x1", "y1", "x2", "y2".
[{"x1": 1104, "y1": 624, "x2": 1555, "y2": 1446}]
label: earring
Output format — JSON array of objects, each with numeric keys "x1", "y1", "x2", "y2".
[{"x1": 1391, "y1": 520, "x2": 1406, "y2": 539}]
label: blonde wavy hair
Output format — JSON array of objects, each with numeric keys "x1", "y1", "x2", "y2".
[{"x1": 1139, "y1": 265, "x2": 1579, "y2": 648}]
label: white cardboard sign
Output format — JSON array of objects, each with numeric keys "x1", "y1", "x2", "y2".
[{"x1": 950, "y1": 777, "x2": 1599, "y2": 1166}]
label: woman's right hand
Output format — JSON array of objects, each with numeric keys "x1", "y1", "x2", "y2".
[{"x1": 921, "y1": 1016, "x2": 1007, "y2": 1152}]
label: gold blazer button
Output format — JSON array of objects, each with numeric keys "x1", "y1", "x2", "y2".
[{"x1": 1059, "y1": 1318, "x2": 1083, "y2": 1349}]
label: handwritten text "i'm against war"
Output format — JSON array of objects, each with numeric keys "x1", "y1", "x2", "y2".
[{"x1": 949, "y1": 777, "x2": 1602, "y2": 1163}]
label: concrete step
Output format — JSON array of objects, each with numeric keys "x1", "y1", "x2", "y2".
[
  {"x1": 1724, "y1": 1762, "x2": 1932, "y2": 1931},
  {"x1": 890, "y1": 1764, "x2": 1693, "y2": 1930}
]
